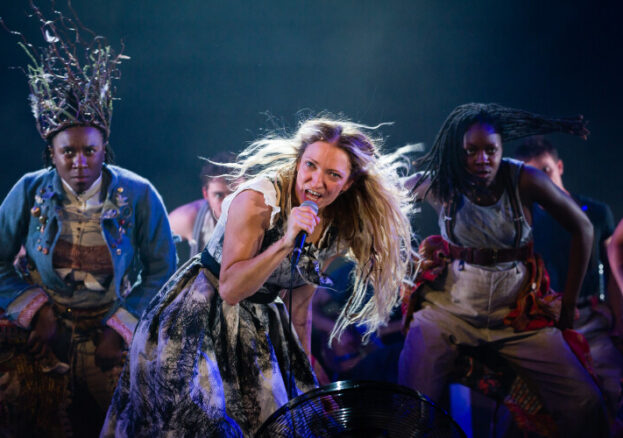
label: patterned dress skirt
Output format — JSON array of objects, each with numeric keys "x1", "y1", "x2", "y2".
[{"x1": 101, "y1": 259, "x2": 317, "y2": 437}]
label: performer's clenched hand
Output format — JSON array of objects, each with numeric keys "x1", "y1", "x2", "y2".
[{"x1": 283, "y1": 204, "x2": 320, "y2": 248}]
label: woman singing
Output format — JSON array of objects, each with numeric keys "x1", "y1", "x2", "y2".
[{"x1": 102, "y1": 117, "x2": 414, "y2": 436}]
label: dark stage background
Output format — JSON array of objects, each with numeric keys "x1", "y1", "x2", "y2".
[{"x1": 1, "y1": 0, "x2": 622, "y2": 237}]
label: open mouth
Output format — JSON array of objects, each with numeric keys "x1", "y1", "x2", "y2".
[{"x1": 304, "y1": 189, "x2": 322, "y2": 202}]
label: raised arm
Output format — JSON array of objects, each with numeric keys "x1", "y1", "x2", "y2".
[
  {"x1": 519, "y1": 165, "x2": 594, "y2": 330},
  {"x1": 218, "y1": 190, "x2": 319, "y2": 305}
]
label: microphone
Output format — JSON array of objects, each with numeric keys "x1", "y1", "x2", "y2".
[{"x1": 291, "y1": 200, "x2": 318, "y2": 266}]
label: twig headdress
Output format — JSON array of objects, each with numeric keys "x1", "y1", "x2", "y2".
[{"x1": 2, "y1": 1, "x2": 128, "y2": 141}]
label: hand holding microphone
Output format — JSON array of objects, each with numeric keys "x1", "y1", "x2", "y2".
[{"x1": 288, "y1": 200, "x2": 319, "y2": 266}]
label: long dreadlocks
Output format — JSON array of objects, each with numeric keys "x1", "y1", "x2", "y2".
[{"x1": 414, "y1": 103, "x2": 589, "y2": 204}]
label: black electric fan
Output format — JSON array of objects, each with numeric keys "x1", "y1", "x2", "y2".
[{"x1": 256, "y1": 380, "x2": 466, "y2": 438}]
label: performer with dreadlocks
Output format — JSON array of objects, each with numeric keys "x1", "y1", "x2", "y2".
[
  {"x1": 101, "y1": 117, "x2": 413, "y2": 436},
  {"x1": 399, "y1": 103, "x2": 609, "y2": 437},
  {"x1": 0, "y1": 5, "x2": 176, "y2": 436}
]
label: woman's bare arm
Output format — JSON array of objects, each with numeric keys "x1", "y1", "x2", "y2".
[{"x1": 218, "y1": 190, "x2": 319, "y2": 305}]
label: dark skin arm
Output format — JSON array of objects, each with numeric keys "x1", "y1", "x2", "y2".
[
  {"x1": 402, "y1": 172, "x2": 442, "y2": 213},
  {"x1": 403, "y1": 172, "x2": 429, "y2": 197},
  {"x1": 519, "y1": 165, "x2": 594, "y2": 330}
]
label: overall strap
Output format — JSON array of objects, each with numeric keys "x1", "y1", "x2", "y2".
[
  {"x1": 444, "y1": 161, "x2": 524, "y2": 249},
  {"x1": 500, "y1": 160, "x2": 525, "y2": 249},
  {"x1": 442, "y1": 194, "x2": 459, "y2": 245}
]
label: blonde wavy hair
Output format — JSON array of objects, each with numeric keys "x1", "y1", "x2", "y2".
[{"x1": 225, "y1": 117, "x2": 415, "y2": 341}]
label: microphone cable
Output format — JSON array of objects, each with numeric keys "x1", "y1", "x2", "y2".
[
  {"x1": 287, "y1": 262, "x2": 295, "y2": 400},
  {"x1": 286, "y1": 200, "x2": 317, "y2": 400},
  {"x1": 286, "y1": 262, "x2": 299, "y2": 437}
]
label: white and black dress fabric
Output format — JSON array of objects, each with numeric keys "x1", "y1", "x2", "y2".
[{"x1": 101, "y1": 177, "x2": 335, "y2": 437}]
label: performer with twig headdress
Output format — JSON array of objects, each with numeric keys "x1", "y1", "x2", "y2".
[
  {"x1": 399, "y1": 103, "x2": 609, "y2": 437},
  {"x1": 0, "y1": 4, "x2": 176, "y2": 436}
]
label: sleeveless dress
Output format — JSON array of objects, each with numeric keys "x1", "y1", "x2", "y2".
[{"x1": 101, "y1": 177, "x2": 335, "y2": 437}]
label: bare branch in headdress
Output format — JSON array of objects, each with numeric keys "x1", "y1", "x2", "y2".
[{"x1": 5, "y1": 1, "x2": 128, "y2": 141}]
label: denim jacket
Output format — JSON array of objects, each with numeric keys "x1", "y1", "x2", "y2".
[{"x1": 0, "y1": 164, "x2": 176, "y2": 343}]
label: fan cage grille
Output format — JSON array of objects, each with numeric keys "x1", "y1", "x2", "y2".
[{"x1": 256, "y1": 380, "x2": 466, "y2": 438}]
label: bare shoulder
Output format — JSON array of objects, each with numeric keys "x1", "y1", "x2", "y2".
[
  {"x1": 404, "y1": 172, "x2": 431, "y2": 195},
  {"x1": 517, "y1": 163, "x2": 554, "y2": 205},
  {"x1": 403, "y1": 172, "x2": 440, "y2": 210},
  {"x1": 518, "y1": 163, "x2": 590, "y2": 233},
  {"x1": 517, "y1": 163, "x2": 541, "y2": 184},
  {"x1": 227, "y1": 189, "x2": 273, "y2": 231},
  {"x1": 168, "y1": 199, "x2": 204, "y2": 240},
  {"x1": 220, "y1": 189, "x2": 275, "y2": 267}
]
